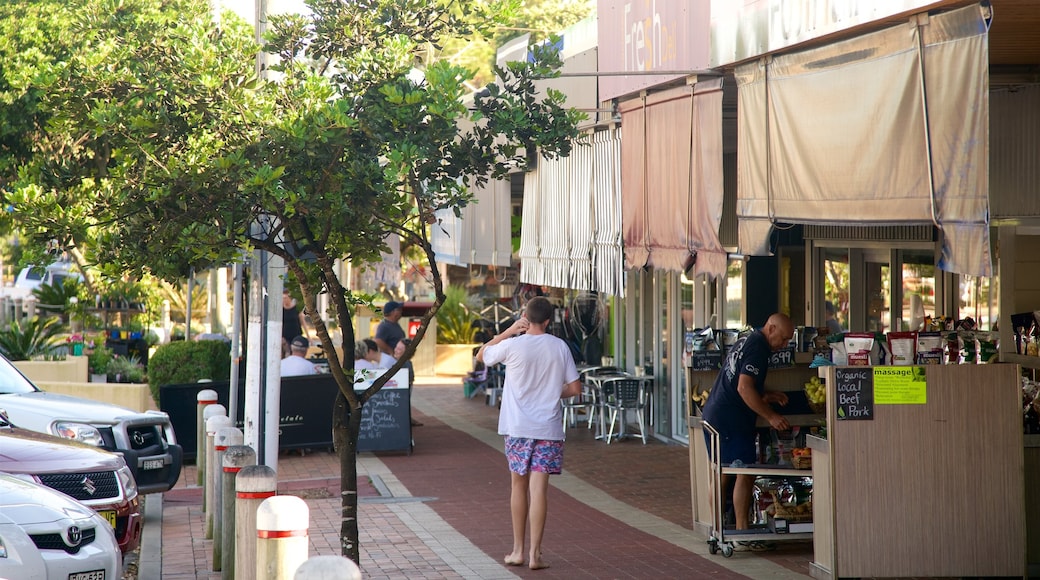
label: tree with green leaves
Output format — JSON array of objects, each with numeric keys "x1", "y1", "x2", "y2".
[{"x1": 0, "y1": 0, "x2": 583, "y2": 563}]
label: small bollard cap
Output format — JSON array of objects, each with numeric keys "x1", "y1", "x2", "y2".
[
  {"x1": 206, "y1": 414, "x2": 232, "y2": 435},
  {"x1": 197, "y1": 389, "x2": 219, "y2": 404},
  {"x1": 293, "y1": 555, "x2": 362, "y2": 580},
  {"x1": 203, "y1": 403, "x2": 227, "y2": 421}
]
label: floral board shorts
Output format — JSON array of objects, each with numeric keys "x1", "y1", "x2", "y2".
[{"x1": 504, "y1": 437, "x2": 564, "y2": 475}]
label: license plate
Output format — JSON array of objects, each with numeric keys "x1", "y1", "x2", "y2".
[
  {"x1": 99, "y1": 510, "x2": 116, "y2": 528},
  {"x1": 142, "y1": 458, "x2": 164, "y2": 470},
  {"x1": 69, "y1": 570, "x2": 105, "y2": 580}
]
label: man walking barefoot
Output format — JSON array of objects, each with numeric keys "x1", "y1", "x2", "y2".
[{"x1": 478, "y1": 297, "x2": 581, "y2": 570}]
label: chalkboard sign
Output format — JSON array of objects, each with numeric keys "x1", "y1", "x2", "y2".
[
  {"x1": 689, "y1": 350, "x2": 724, "y2": 371},
  {"x1": 159, "y1": 369, "x2": 413, "y2": 459},
  {"x1": 354, "y1": 369, "x2": 412, "y2": 453},
  {"x1": 768, "y1": 347, "x2": 795, "y2": 370},
  {"x1": 835, "y1": 367, "x2": 874, "y2": 420}
]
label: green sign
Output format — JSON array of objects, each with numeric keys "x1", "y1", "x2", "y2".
[{"x1": 873, "y1": 366, "x2": 927, "y2": 404}]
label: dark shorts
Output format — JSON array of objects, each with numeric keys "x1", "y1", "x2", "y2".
[
  {"x1": 504, "y1": 437, "x2": 564, "y2": 475},
  {"x1": 703, "y1": 430, "x2": 756, "y2": 467}
]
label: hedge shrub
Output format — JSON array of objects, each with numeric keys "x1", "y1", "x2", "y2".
[{"x1": 147, "y1": 340, "x2": 231, "y2": 405}]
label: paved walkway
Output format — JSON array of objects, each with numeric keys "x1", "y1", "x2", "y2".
[{"x1": 147, "y1": 377, "x2": 814, "y2": 579}]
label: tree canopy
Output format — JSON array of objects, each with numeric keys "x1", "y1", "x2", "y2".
[{"x1": 0, "y1": 0, "x2": 583, "y2": 563}]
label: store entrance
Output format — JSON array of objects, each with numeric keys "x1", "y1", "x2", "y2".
[{"x1": 810, "y1": 242, "x2": 942, "y2": 334}]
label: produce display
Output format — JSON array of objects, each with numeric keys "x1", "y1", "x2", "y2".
[{"x1": 804, "y1": 376, "x2": 826, "y2": 408}]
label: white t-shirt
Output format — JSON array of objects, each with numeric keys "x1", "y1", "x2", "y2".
[
  {"x1": 281, "y1": 355, "x2": 317, "y2": 377},
  {"x1": 482, "y1": 333, "x2": 579, "y2": 441},
  {"x1": 355, "y1": 359, "x2": 377, "y2": 370},
  {"x1": 379, "y1": 353, "x2": 397, "y2": 369}
]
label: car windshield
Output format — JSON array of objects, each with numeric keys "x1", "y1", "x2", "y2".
[{"x1": 0, "y1": 356, "x2": 40, "y2": 395}]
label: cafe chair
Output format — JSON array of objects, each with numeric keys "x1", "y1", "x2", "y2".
[
  {"x1": 600, "y1": 377, "x2": 648, "y2": 444},
  {"x1": 561, "y1": 382, "x2": 597, "y2": 429}
]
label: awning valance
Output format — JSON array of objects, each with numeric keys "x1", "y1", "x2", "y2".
[
  {"x1": 620, "y1": 79, "x2": 727, "y2": 277},
  {"x1": 518, "y1": 130, "x2": 625, "y2": 296},
  {"x1": 736, "y1": 2, "x2": 991, "y2": 277},
  {"x1": 432, "y1": 178, "x2": 512, "y2": 268}
]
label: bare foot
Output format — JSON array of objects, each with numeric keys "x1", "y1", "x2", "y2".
[
  {"x1": 503, "y1": 554, "x2": 524, "y2": 566},
  {"x1": 529, "y1": 555, "x2": 549, "y2": 570}
]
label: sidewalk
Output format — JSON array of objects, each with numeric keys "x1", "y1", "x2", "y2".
[{"x1": 148, "y1": 377, "x2": 814, "y2": 579}]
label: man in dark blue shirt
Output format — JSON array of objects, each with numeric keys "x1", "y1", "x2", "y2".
[{"x1": 702, "y1": 313, "x2": 794, "y2": 532}]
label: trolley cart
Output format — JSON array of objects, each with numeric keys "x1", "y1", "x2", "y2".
[{"x1": 702, "y1": 421, "x2": 813, "y2": 557}]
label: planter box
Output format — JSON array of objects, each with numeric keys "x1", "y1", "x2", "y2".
[
  {"x1": 13, "y1": 357, "x2": 88, "y2": 383},
  {"x1": 36, "y1": 380, "x2": 156, "y2": 413},
  {"x1": 435, "y1": 344, "x2": 479, "y2": 376}
]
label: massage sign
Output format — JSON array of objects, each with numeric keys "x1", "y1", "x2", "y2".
[{"x1": 834, "y1": 366, "x2": 927, "y2": 420}]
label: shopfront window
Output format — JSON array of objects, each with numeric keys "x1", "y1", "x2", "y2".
[
  {"x1": 901, "y1": 251, "x2": 937, "y2": 331},
  {"x1": 823, "y1": 249, "x2": 850, "y2": 332},
  {"x1": 960, "y1": 275, "x2": 998, "y2": 330}
]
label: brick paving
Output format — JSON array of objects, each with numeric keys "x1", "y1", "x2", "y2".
[{"x1": 154, "y1": 377, "x2": 814, "y2": 579}]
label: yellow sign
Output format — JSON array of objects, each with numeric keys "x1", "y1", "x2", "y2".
[{"x1": 873, "y1": 366, "x2": 927, "y2": 404}]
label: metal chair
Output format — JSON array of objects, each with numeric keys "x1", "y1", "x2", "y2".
[
  {"x1": 579, "y1": 366, "x2": 624, "y2": 435},
  {"x1": 561, "y1": 382, "x2": 596, "y2": 429},
  {"x1": 600, "y1": 377, "x2": 649, "y2": 444}
]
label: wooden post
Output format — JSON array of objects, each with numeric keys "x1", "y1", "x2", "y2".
[
  {"x1": 236, "y1": 464, "x2": 277, "y2": 580},
  {"x1": 204, "y1": 413, "x2": 231, "y2": 539},
  {"x1": 257, "y1": 496, "x2": 309, "y2": 579},
  {"x1": 221, "y1": 444, "x2": 256, "y2": 579},
  {"x1": 197, "y1": 390, "x2": 219, "y2": 487},
  {"x1": 212, "y1": 426, "x2": 243, "y2": 571}
]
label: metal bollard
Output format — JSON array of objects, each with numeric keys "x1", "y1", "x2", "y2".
[
  {"x1": 197, "y1": 390, "x2": 220, "y2": 487},
  {"x1": 257, "y1": 496, "x2": 309, "y2": 580},
  {"x1": 221, "y1": 445, "x2": 256, "y2": 579},
  {"x1": 213, "y1": 426, "x2": 243, "y2": 572},
  {"x1": 237, "y1": 464, "x2": 277, "y2": 580},
  {"x1": 293, "y1": 556, "x2": 362, "y2": 580},
  {"x1": 205, "y1": 413, "x2": 232, "y2": 538}
]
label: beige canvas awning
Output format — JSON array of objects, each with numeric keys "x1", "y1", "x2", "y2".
[
  {"x1": 620, "y1": 79, "x2": 727, "y2": 277},
  {"x1": 736, "y1": 2, "x2": 991, "y2": 277}
]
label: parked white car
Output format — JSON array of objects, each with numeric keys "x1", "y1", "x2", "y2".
[
  {"x1": 2, "y1": 262, "x2": 84, "y2": 299},
  {"x1": 0, "y1": 352, "x2": 183, "y2": 494},
  {"x1": 0, "y1": 473, "x2": 122, "y2": 580}
]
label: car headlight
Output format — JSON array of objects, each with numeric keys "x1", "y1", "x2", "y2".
[
  {"x1": 53, "y1": 421, "x2": 104, "y2": 446},
  {"x1": 0, "y1": 536, "x2": 7, "y2": 558},
  {"x1": 116, "y1": 464, "x2": 138, "y2": 499}
]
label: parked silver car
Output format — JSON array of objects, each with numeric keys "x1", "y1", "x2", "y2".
[
  {"x1": 0, "y1": 473, "x2": 122, "y2": 580},
  {"x1": 0, "y1": 352, "x2": 182, "y2": 494}
]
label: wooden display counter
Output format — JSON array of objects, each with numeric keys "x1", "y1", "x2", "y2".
[{"x1": 810, "y1": 364, "x2": 1025, "y2": 579}]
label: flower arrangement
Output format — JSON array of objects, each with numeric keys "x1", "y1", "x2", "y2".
[{"x1": 66, "y1": 333, "x2": 84, "y2": 356}]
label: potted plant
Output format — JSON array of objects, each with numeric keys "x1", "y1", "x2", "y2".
[
  {"x1": 88, "y1": 343, "x2": 114, "y2": 383},
  {"x1": 106, "y1": 354, "x2": 145, "y2": 384},
  {"x1": 434, "y1": 285, "x2": 480, "y2": 375}
]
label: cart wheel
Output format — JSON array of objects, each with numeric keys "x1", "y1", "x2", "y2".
[
  {"x1": 721, "y1": 543, "x2": 734, "y2": 558},
  {"x1": 708, "y1": 540, "x2": 718, "y2": 555}
]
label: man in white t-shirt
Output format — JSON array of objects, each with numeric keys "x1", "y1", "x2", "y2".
[
  {"x1": 281, "y1": 335, "x2": 317, "y2": 376},
  {"x1": 477, "y1": 296, "x2": 581, "y2": 571}
]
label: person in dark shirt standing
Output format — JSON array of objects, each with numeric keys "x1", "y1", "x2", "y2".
[
  {"x1": 282, "y1": 289, "x2": 308, "y2": 356},
  {"x1": 374, "y1": 301, "x2": 406, "y2": 355},
  {"x1": 701, "y1": 313, "x2": 794, "y2": 539}
]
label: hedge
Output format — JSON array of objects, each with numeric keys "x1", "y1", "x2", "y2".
[{"x1": 147, "y1": 340, "x2": 231, "y2": 405}]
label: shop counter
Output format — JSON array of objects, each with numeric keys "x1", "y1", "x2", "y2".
[{"x1": 810, "y1": 364, "x2": 1024, "y2": 579}]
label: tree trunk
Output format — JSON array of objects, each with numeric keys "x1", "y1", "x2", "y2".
[{"x1": 333, "y1": 390, "x2": 362, "y2": 564}]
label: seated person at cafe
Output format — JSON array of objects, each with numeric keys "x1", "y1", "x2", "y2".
[
  {"x1": 355, "y1": 340, "x2": 377, "y2": 371},
  {"x1": 365, "y1": 337, "x2": 396, "y2": 368},
  {"x1": 281, "y1": 335, "x2": 317, "y2": 376}
]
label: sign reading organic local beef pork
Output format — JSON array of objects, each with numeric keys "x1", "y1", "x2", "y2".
[{"x1": 834, "y1": 367, "x2": 874, "y2": 420}]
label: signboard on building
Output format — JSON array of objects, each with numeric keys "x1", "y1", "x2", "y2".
[
  {"x1": 597, "y1": 0, "x2": 712, "y2": 102},
  {"x1": 709, "y1": 0, "x2": 945, "y2": 67}
]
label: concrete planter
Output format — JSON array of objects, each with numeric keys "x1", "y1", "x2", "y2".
[
  {"x1": 37, "y1": 380, "x2": 156, "y2": 413},
  {"x1": 435, "y1": 344, "x2": 478, "y2": 376},
  {"x1": 13, "y1": 357, "x2": 89, "y2": 383},
  {"x1": 91, "y1": 373, "x2": 108, "y2": 383}
]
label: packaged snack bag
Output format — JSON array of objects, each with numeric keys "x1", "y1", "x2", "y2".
[
  {"x1": 916, "y1": 331, "x2": 944, "y2": 364},
  {"x1": 887, "y1": 332, "x2": 918, "y2": 365},
  {"x1": 844, "y1": 333, "x2": 875, "y2": 366}
]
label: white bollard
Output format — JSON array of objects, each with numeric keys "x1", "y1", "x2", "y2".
[
  {"x1": 205, "y1": 412, "x2": 232, "y2": 539},
  {"x1": 293, "y1": 555, "x2": 362, "y2": 580},
  {"x1": 257, "y1": 496, "x2": 309, "y2": 580},
  {"x1": 237, "y1": 464, "x2": 277, "y2": 580},
  {"x1": 197, "y1": 390, "x2": 219, "y2": 487},
  {"x1": 221, "y1": 445, "x2": 256, "y2": 579},
  {"x1": 213, "y1": 426, "x2": 243, "y2": 572}
]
